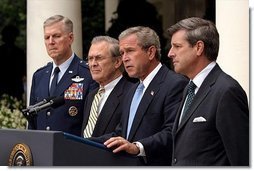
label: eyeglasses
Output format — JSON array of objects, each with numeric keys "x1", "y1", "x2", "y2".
[{"x1": 87, "y1": 56, "x2": 107, "y2": 63}]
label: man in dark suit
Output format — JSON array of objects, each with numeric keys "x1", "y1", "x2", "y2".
[
  {"x1": 167, "y1": 17, "x2": 249, "y2": 166},
  {"x1": 93, "y1": 26, "x2": 188, "y2": 165},
  {"x1": 28, "y1": 15, "x2": 97, "y2": 136},
  {"x1": 81, "y1": 36, "x2": 134, "y2": 138}
]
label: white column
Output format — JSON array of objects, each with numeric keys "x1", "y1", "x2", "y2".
[
  {"x1": 105, "y1": 0, "x2": 119, "y2": 31},
  {"x1": 27, "y1": 0, "x2": 82, "y2": 104},
  {"x1": 251, "y1": 0, "x2": 254, "y2": 104},
  {"x1": 216, "y1": 0, "x2": 249, "y2": 100}
]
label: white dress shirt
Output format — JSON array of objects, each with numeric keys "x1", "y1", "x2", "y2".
[
  {"x1": 49, "y1": 53, "x2": 75, "y2": 89},
  {"x1": 134, "y1": 63, "x2": 162, "y2": 157},
  {"x1": 179, "y1": 61, "x2": 216, "y2": 124},
  {"x1": 97, "y1": 75, "x2": 123, "y2": 115}
]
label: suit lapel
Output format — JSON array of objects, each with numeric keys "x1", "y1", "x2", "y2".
[
  {"x1": 82, "y1": 88, "x2": 98, "y2": 130},
  {"x1": 94, "y1": 77, "x2": 126, "y2": 135},
  {"x1": 172, "y1": 86, "x2": 188, "y2": 134},
  {"x1": 41, "y1": 63, "x2": 52, "y2": 97},
  {"x1": 122, "y1": 84, "x2": 137, "y2": 138},
  {"x1": 177, "y1": 84, "x2": 211, "y2": 131},
  {"x1": 176, "y1": 64, "x2": 222, "y2": 133},
  {"x1": 127, "y1": 66, "x2": 166, "y2": 141}
]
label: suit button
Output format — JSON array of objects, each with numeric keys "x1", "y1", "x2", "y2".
[
  {"x1": 47, "y1": 111, "x2": 51, "y2": 116},
  {"x1": 46, "y1": 126, "x2": 50, "y2": 130}
]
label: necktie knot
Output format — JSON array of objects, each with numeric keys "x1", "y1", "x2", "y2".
[
  {"x1": 137, "y1": 83, "x2": 144, "y2": 91},
  {"x1": 98, "y1": 87, "x2": 105, "y2": 95},
  {"x1": 53, "y1": 67, "x2": 60, "y2": 75},
  {"x1": 187, "y1": 81, "x2": 196, "y2": 94}
]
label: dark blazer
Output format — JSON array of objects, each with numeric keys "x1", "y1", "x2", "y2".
[
  {"x1": 172, "y1": 64, "x2": 249, "y2": 166},
  {"x1": 28, "y1": 55, "x2": 98, "y2": 136},
  {"x1": 81, "y1": 76, "x2": 134, "y2": 137},
  {"x1": 92, "y1": 65, "x2": 188, "y2": 165}
]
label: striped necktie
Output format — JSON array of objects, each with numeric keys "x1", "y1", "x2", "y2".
[{"x1": 83, "y1": 87, "x2": 105, "y2": 138}]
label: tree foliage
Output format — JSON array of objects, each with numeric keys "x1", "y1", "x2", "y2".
[
  {"x1": 0, "y1": 0, "x2": 26, "y2": 49},
  {"x1": 82, "y1": 0, "x2": 105, "y2": 59},
  {"x1": 0, "y1": 0, "x2": 105, "y2": 57}
]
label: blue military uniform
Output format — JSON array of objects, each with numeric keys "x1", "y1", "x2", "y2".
[{"x1": 28, "y1": 55, "x2": 98, "y2": 136}]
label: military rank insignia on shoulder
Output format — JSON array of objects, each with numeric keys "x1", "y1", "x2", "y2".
[
  {"x1": 79, "y1": 60, "x2": 89, "y2": 68},
  {"x1": 34, "y1": 62, "x2": 52, "y2": 73}
]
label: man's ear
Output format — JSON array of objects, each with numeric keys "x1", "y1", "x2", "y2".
[
  {"x1": 147, "y1": 45, "x2": 156, "y2": 60},
  {"x1": 196, "y1": 40, "x2": 204, "y2": 56},
  {"x1": 114, "y1": 56, "x2": 123, "y2": 69}
]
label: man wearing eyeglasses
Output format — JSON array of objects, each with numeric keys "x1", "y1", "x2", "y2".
[{"x1": 81, "y1": 36, "x2": 134, "y2": 138}]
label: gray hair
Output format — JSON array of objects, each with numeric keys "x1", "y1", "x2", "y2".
[
  {"x1": 168, "y1": 17, "x2": 219, "y2": 61},
  {"x1": 91, "y1": 36, "x2": 120, "y2": 58},
  {"x1": 91, "y1": 36, "x2": 124, "y2": 72},
  {"x1": 43, "y1": 15, "x2": 73, "y2": 33},
  {"x1": 119, "y1": 26, "x2": 161, "y2": 60}
]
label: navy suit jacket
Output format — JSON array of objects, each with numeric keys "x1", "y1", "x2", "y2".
[
  {"x1": 92, "y1": 65, "x2": 188, "y2": 165},
  {"x1": 172, "y1": 64, "x2": 249, "y2": 166},
  {"x1": 81, "y1": 76, "x2": 134, "y2": 137},
  {"x1": 28, "y1": 55, "x2": 98, "y2": 136}
]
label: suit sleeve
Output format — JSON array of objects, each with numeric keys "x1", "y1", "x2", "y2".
[
  {"x1": 216, "y1": 85, "x2": 249, "y2": 166},
  {"x1": 27, "y1": 74, "x2": 37, "y2": 129},
  {"x1": 139, "y1": 77, "x2": 187, "y2": 163}
]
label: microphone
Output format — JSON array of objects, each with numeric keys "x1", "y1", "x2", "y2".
[
  {"x1": 23, "y1": 96, "x2": 65, "y2": 117},
  {"x1": 22, "y1": 96, "x2": 55, "y2": 114}
]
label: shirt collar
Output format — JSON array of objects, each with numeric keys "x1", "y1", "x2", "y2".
[
  {"x1": 52, "y1": 53, "x2": 75, "y2": 76},
  {"x1": 103, "y1": 75, "x2": 123, "y2": 92},
  {"x1": 192, "y1": 61, "x2": 216, "y2": 89},
  {"x1": 140, "y1": 63, "x2": 162, "y2": 91}
]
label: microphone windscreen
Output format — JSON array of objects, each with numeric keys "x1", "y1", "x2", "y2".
[{"x1": 51, "y1": 96, "x2": 65, "y2": 108}]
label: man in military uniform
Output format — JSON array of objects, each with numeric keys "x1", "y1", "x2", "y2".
[{"x1": 28, "y1": 15, "x2": 97, "y2": 136}]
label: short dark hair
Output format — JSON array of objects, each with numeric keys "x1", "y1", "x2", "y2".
[
  {"x1": 119, "y1": 26, "x2": 161, "y2": 61},
  {"x1": 168, "y1": 17, "x2": 219, "y2": 61}
]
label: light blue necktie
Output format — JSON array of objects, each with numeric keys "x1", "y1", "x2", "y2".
[{"x1": 127, "y1": 83, "x2": 144, "y2": 138}]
